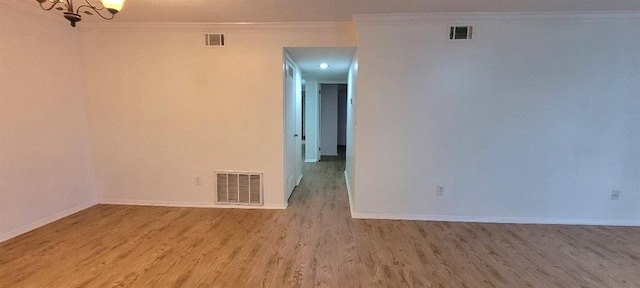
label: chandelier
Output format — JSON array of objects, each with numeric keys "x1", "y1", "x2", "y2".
[{"x1": 35, "y1": 0, "x2": 125, "y2": 27}]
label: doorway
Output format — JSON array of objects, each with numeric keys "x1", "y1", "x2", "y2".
[
  {"x1": 319, "y1": 83, "x2": 347, "y2": 159},
  {"x1": 283, "y1": 47, "x2": 356, "y2": 206}
]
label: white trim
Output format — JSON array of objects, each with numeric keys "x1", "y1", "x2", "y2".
[
  {"x1": 344, "y1": 170, "x2": 354, "y2": 217},
  {"x1": 0, "y1": 200, "x2": 98, "y2": 243},
  {"x1": 354, "y1": 11, "x2": 640, "y2": 25},
  {"x1": 296, "y1": 174, "x2": 303, "y2": 186},
  {"x1": 79, "y1": 21, "x2": 354, "y2": 33},
  {"x1": 351, "y1": 212, "x2": 640, "y2": 227},
  {"x1": 304, "y1": 159, "x2": 319, "y2": 163},
  {"x1": 99, "y1": 199, "x2": 287, "y2": 209}
]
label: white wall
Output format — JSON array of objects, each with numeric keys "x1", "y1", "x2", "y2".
[
  {"x1": 80, "y1": 23, "x2": 355, "y2": 208},
  {"x1": 320, "y1": 84, "x2": 339, "y2": 156},
  {"x1": 345, "y1": 55, "x2": 358, "y2": 212},
  {"x1": 337, "y1": 85, "x2": 348, "y2": 146},
  {"x1": 304, "y1": 80, "x2": 321, "y2": 162},
  {"x1": 0, "y1": 2, "x2": 98, "y2": 242},
  {"x1": 354, "y1": 13, "x2": 640, "y2": 225}
]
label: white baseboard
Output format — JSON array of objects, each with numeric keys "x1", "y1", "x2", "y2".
[
  {"x1": 0, "y1": 200, "x2": 98, "y2": 243},
  {"x1": 344, "y1": 171, "x2": 354, "y2": 217},
  {"x1": 304, "y1": 158, "x2": 319, "y2": 163},
  {"x1": 296, "y1": 174, "x2": 303, "y2": 186},
  {"x1": 351, "y1": 212, "x2": 640, "y2": 227},
  {"x1": 100, "y1": 199, "x2": 287, "y2": 210}
]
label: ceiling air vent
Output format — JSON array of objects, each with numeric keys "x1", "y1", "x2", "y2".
[
  {"x1": 450, "y1": 26, "x2": 473, "y2": 40},
  {"x1": 205, "y1": 33, "x2": 225, "y2": 47},
  {"x1": 216, "y1": 171, "x2": 263, "y2": 206}
]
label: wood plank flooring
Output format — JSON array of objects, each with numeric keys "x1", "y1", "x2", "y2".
[{"x1": 1, "y1": 156, "x2": 639, "y2": 287}]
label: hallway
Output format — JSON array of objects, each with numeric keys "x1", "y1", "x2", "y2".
[{"x1": 1, "y1": 156, "x2": 639, "y2": 287}]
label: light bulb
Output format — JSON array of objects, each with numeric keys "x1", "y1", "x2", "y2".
[{"x1": 102, "y1": 0, "x2": 124, "y2": 13}]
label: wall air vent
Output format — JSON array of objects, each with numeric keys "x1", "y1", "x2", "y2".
[
  {"x1": 450, "y1": 26, "x2": 473, "y2": 40},
  {"x1": 215, "y1": 171, "x2": 263, "y2": 205},
  {"x1": 205, "y1": 33, "x2": 225, "y2": 47}
]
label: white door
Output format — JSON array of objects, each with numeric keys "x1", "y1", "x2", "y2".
[
  {"x1": 284, "y1": 57, "x2": 298, "y2": 201},
  {"x1": 294, "y1": 65, "x2": 303, "y2": 184}
]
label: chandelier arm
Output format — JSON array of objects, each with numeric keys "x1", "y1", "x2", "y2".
[
  {"x1": 38, "y1": 0, "x2": 69, "y2": 12},
  {"x1": 35, "y1": 0, "x2": 121, "y2": 27},
  {"x1": 76, "y1": 0, "x2": 115, "y2": 20}
]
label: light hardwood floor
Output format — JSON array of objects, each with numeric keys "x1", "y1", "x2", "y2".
[{"x1": 1, "y1": 156, "x2": 639, "y2": 287}]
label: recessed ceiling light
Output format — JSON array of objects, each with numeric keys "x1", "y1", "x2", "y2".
[{"x1": 319, "y1": 63, "x2": 329, "y2": 69}]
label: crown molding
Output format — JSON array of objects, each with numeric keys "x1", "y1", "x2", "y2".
[
  {"x1": 8, "y1": 1, "x2": 636, "y2": 31},
  {"x1": 354, "y1": 11, "x2": 640, "y2": 25},
  {"x1": 4, "y1": 0, "x2": 354, "y2": 33},
  {"x1": 79, "y1": 21, "x2": 355, "y2": 33}
]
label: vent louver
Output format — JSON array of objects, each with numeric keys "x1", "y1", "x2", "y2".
[
  {"x1": 205, "y1": 33, "x2": 225, "y2": 47},
  {"x1": 216, "y1": 171, "x2": 263, "y2": 205},
  {"x1": 450, "y1": 26, "x2": 473, "y2": 40}
]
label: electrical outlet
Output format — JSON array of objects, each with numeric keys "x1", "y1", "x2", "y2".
[
  {"x1": 195, "y1": 177, "x2": 201, "y2": 186},
  {"x1": 611, "y1": 190, "x2": 620, "y2": 200},
  {"x1": 436, "y1": 186, "x2": 445, "y2": 196}
]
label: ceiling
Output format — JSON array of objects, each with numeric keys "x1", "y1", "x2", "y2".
[
  {"x1": 108, "y1": 0, "x2": 639, "y2": 23},
  {"x1": 286, "y1": 48, "x2": 356, "y2": 82}
]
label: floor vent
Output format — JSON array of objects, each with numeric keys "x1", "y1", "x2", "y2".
[
  {"x1": 205, "y1": 33, "x2": 225, "y2": 47},
  {"x1": 215, "y1": 171, "x2": 263, "y2": 205},
  {"x1": 450, "y1": 26, "x2": 473, "y2": 40}
]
